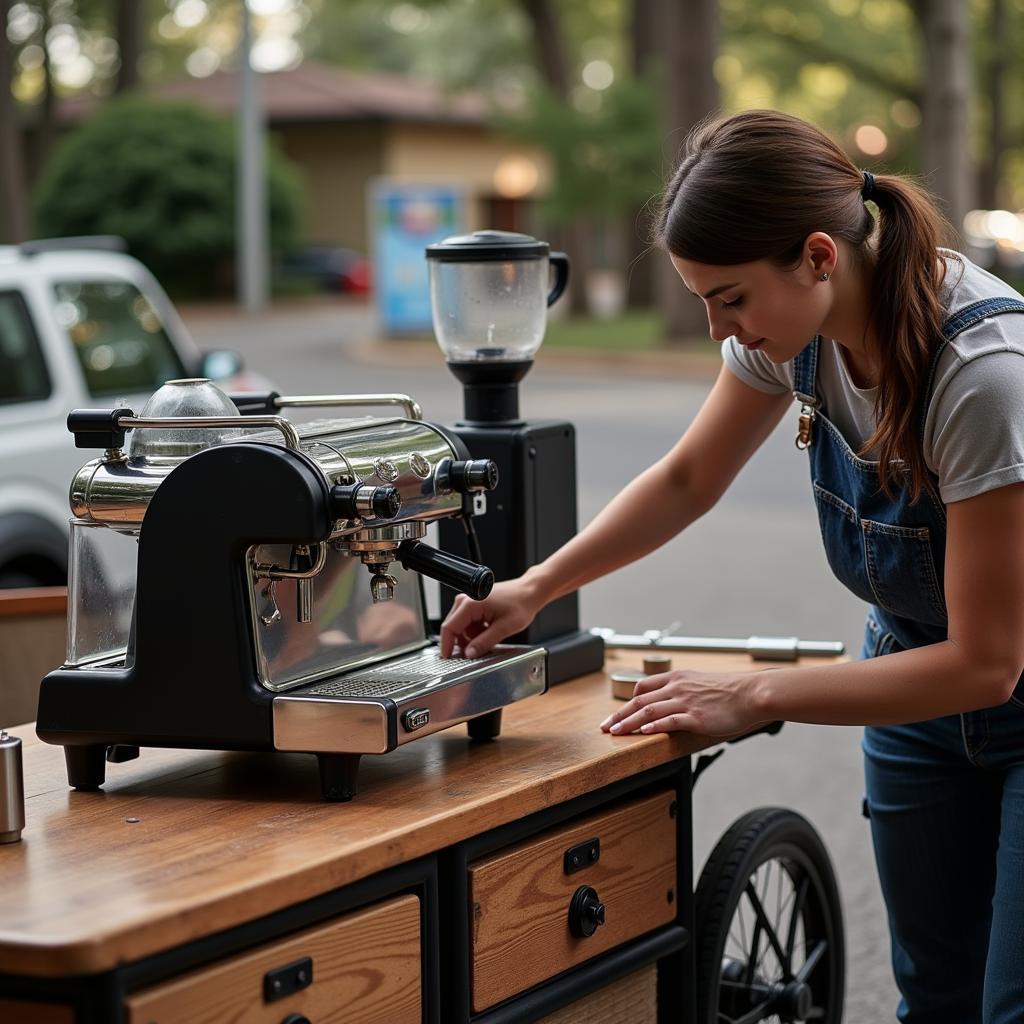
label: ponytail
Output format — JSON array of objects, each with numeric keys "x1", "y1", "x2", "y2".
[{"x1": 862, "y1": 176, "x2": 951, "y2": 500}]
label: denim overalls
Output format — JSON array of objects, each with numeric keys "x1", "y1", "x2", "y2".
[{"x1": 792, "y1": 297, "x2": 1024, "y2": 1024}]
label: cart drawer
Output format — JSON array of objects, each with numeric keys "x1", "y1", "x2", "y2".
[
  {"x1": 469, "y1": 789, "x2": 677, "y2": 1011},
  {"x1": 125, "y1": 894, "x2": 421, "y2": 1024},
  {"x1": 538, "y1": 964, "x2": 658, "y2": 1023}
]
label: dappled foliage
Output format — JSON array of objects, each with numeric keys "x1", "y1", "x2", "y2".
[{"x1": 31, "y1": 98, "x2": 303, "y2": 295}]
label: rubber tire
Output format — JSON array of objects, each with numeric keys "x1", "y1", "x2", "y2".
[{"x1": 695, "y1": 807, "x2": 845, "y2": 1024}]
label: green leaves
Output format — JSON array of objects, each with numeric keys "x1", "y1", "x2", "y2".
[{"x1": 31, "y1": 97, "x2": 303, "y2": 296}]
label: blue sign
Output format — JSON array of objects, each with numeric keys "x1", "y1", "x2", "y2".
[{"x1": 370, "y1": 181, "x2": 464, "y2": 334}]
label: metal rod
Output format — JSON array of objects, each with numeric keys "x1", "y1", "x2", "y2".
[
  {"x1": 118, "y1": 415, "x2": 301, "y2": 450},
  {"x1": 590, "y1": 628, "x2": 845, "y2": 661},
  {"x1": 254, "y1": 542, "x2": 328, "y2": 581},
  {"x1": 275, "y1": 394, "x2": 423, "y2": 421}
]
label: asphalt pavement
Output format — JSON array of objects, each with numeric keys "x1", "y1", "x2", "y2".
[{"x1": 183, "y1": 297, "x2": 901, "y2": 1021}]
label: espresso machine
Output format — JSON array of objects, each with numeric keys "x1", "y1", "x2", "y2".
[
  {"x1": 428, "y1": 231, "x2": 605, "y2": 682},
  {"x1": 36, "y1": 379, "x2": 546, "y2": 800}
]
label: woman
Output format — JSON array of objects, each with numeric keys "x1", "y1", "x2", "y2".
[{"x1": 440, "y1": 110, "x2": 1024, "y2": 1023}]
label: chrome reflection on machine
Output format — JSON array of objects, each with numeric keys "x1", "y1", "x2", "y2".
[{"x1": 37, "y1": 379, "x2": 546, "y2": 800}]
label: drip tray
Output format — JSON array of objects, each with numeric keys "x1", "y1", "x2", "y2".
[{"x1": 272, "y1": 643, "x2": 546, "y2": 755}]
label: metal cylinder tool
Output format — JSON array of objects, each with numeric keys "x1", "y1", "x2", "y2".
[{"x1": 0, "y1": 731, "x2": 25, "y2": 844}]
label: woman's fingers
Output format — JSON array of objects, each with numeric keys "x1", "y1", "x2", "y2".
[
  {"x1": 606, "y1": 697, "x2": 685, "y2": 735},
  {"x1": 439, "y1": 595, "x2": 485, "y2": 657},
  {"x1": 599, "y1": 684, "x2": 675, "y2": 732}
]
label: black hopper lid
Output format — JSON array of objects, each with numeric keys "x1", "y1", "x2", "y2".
[{"x1": 425, "y1": 230, "x2": 549, "y2": 262}]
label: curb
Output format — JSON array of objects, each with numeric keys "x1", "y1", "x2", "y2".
[{"x1": 347, "y1": 336, "x2": 723, "y2": 381}]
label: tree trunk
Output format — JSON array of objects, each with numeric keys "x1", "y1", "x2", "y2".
[
  {"x1": 115, "y1": 0, "x2": 141, "y2": 93},
  {"x1": 30, "y1": 0, "x2": 56, "y2": 179},
  {"x1": 977, "y1": 0, "x2": 1006, "y2": 209},
  {"x1": 914, "y1": 0, "x2": 972, "y2": 240},
  {"x1": 518, "y1": 0, "x2": 590, "y2": 315},
  {"x1": 0, "y1": 0, "x2": 29, "y2": 241},
  {"x1": 624, "y1": 0, "x2": 660, "y2": 310},
  {"x1": 660, "y1": 0, "x2": 720, "y2": 344}
]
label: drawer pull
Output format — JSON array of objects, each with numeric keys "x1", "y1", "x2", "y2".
[
  {"x1": 264, "y1": 956, "x2": 313, "y2": 1003},
  {"x1": 564, "y1": 837, "x2": 600, "y2": 874},
  {"x1": 568, "y1": 885, "x2": 606, "y2": 938}
]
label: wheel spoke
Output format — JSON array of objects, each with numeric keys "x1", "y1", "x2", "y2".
[
  {"x1": 785, "y1": 875, "x2": 809, "y2": 968},
  {"x1": 795, "y1": 939, "x2": 827, "y2": 983},
  {"x1": 743, "y1": 881, "x2": 788, "y2": 968},
  {"x1": 728, "y1": 1002, "x2": 776, "y2": 1024}
]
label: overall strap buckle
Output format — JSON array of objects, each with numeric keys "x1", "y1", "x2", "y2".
[{"x1": 795, "y1": 402, "x2": 816, "y2": 450}]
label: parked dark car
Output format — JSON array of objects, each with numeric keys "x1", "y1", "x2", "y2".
[{"x1": 277, "y1": 246, "x2": 371, "y2": 294}]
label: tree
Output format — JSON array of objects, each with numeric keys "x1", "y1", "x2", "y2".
[
  {"x1": 516, "y1": 0, "x2": 591, "y2": 315},
  {"x1": 659, "y1": 0, "x2": 720, "y2": 344},
  {"x1": 912, "y1": 0, "x2": 972, "y2": 237},
  {"x1": 31, "y1": 98, "x2": 303, "y2": 296},
  {"x1": 1, "y1": 1, "x2": 29, "y2": 241}
]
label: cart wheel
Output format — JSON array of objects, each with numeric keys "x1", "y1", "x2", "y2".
[{"x1": 695, "y1": 807, "x2": 844, "y2": 1024}]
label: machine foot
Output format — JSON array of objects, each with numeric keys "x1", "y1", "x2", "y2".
[
  {"x1": 467, "y1": 709, "x2": 503, "y2": 742},
  {"x1": 65, "y1": 745, "x2": 107, "y2": 791},
  {"x1": 317, "y1": 754, "x2": 362, "y2": 801}
]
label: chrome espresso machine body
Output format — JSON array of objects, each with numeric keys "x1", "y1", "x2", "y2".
[{"x1": 36, "y1": 380, "x2": 546, "y2": 800}]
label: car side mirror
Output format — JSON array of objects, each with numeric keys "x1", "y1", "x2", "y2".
[{"x1": 197, "y1": 349, "x2": 244, "y2": 381}]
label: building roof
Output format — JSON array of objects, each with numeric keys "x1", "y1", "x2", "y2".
[{"x1": 60, "y1": 61, "x2": 492, "y2": 127}]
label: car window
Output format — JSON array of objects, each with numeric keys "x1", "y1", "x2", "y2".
[
  {"x1": 0, "y1": 290, "x2": 51, "y2": 404},
  {"x1": 53, "y1": 279, "x2": 188, "y2": 397}
]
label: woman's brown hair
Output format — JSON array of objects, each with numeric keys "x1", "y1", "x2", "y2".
[{"x1": 656, "y1": 109, "x2": 952, "y2": 501}]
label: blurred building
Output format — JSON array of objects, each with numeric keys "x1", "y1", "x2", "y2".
[{"x1": 59, "y1": 62, "x2": 551, "y2": 257}]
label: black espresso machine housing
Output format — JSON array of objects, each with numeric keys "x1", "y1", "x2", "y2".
[{"x1": 36, "y1": 383, "x2": 546, "y2": 801}]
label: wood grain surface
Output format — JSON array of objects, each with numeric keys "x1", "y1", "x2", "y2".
[
  {"x1": 0, "y1": 649, "x2": 836, "y2": 977},
  {"x1": 0, "y1": 999, "x2": 74, "y2": 1023},
  {"x1": 124, "y1": 894, "x2": 421, "y2": 1024},
  {"x1": 0, "y1": 588, "x2": 67, "y2": 618},
  {"x1": 537, "y1": 965, "x2": 658, "y2": 1024},
  {"x1": 469, "y1": 789, "x2": 677, "y2": 1010}
]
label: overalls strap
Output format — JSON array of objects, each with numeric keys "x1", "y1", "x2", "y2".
[{"x1": 790, "y1": 335, "x2": 821, "y2": 405}]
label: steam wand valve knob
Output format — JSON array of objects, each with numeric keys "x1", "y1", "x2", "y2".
[{"x1": 330, "y1": 483, "x2": 402, "y2": 521}]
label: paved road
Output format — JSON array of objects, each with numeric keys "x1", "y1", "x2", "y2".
[{"x1": 185, "y1": 299, "x2": 900, "y2": 1021}]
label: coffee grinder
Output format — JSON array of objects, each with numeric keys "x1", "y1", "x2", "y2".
[{"x1": 429, "y1": 230, "x2": 605, "y2": 683}]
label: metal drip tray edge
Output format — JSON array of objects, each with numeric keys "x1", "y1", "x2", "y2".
[{"x1": 272, "y1": 644, "x2": 546, "y2": 754}]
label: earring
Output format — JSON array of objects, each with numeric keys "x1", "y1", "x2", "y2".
[{"x1": 820, "y1": 272, "x2": 830, "y2": 282}]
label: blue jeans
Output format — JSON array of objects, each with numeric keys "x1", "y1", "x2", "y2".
[{"x1": 863, "y1": 697, "x2": 1024, "y2": 1023}]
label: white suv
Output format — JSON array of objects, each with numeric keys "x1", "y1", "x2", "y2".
[{"x1": 0, "y1": 237, "x2": 259, "y2": 587}]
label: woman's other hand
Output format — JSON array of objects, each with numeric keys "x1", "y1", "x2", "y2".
[
  {"x1": 598, "y1": 668, "x2": 769, "y2": 739},
  {"x1": 439, "y1": 579, "x2": 542, "y2": 659}
]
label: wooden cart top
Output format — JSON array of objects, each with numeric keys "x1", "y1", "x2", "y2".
[{"x1": 0, "y1": 649, "x2": 822, "y2": 977}]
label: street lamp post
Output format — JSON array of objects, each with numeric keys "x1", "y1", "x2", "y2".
[{"x1": 237, "y1": 0, "x2": 268, "y2": 312}]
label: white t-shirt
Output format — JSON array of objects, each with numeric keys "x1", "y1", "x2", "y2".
[{"x1": 722, "y1": 252, "x2": 1024, "y2": 503}]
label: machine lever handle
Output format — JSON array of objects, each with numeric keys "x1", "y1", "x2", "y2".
[
  {"x1": 397, "y1": 540, "x2": 493, "y2": 600},
  {"x1": 228, "y1": 391, "x2": 281, "y2": 415}
]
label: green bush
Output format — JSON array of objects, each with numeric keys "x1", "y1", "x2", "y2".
[{"x1": 32, "y1": 98, "x2": 303, "y2": 296}]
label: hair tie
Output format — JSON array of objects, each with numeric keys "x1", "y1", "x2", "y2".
[{"x1": 861, "y1": 170, "x2": 876, "y2": 202}]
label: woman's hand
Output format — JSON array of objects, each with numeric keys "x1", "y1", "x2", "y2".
[
  {"x1": 439, "y1": 578, "x2": 543, "y2": 659},
  {"x1": 598, "y1": 668, "x2": 770, "y2": 739}
]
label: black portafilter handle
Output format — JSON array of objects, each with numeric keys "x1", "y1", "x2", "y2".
[
  {"x1": 397, "y1": 540, "x2": 494, "y2": 600},
  {"x1": 437, "y1": 458, "x2": 499, "y2": 494},
  {"x1": 330, "y1": 483, "x2": 402, "y2": 521}
]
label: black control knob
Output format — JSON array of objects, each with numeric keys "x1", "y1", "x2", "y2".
[
  {"x1": 568, "y1": 885, "x2": 606, "y2": 938},
  {"x1": 330, "y1": 483, "x2": 401, "y2": 521},
  {"x1": 438, "y1": 458, "x2": 499, "y2": 494},
  {"x1": 280, "y1": 1016, "x2": 310, "y2": 1024}
]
